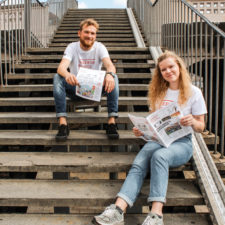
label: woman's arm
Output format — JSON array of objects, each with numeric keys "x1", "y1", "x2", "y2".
[
  {"x1": 132, "y1": 127, "x2": 143, "y2": 137},
  {"x1": 180, "y1": 114, "x2": 205, "y2": 133}
]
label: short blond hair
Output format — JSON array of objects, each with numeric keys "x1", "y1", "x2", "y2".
[{"x1": 80, "y1": 18, "x2": 99, "y2": 31}]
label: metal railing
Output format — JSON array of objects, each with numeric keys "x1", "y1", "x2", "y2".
[
  {"x1": 0, "y1": 0, "x2": 78, "y2": 85},
  {"x1": 128, "y1": 0, "x2": 225, "y2": 158}
]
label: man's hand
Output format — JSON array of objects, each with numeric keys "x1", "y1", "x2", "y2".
[
  {"x1": 133, "y1": 127, "x2": 143, "y2": 137},
  {"x1": 104, "y1": 74, "x2": 115, "y2": 93},
  {"x1": 65, "y1": 73, "x2": 79, "y2": 86}
]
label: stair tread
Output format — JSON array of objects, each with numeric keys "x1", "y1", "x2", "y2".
[
  {"x1": 0, "y1": 84, "x2": 148, "y2": 92},
  {"x1": 0, "y1": 130, "x2": 217, "y2": 146},
  {"x1": 0, "y1": 179, "x2": 203, "y2": 206},
  {"x1": 0, "y1": 111, "x2": 148, "y2": 123},
  {"x1": 6, "y1": 73, "x2": 151, "y2": 80},
  {"x1": 0, "y1": 152, "x2": 190, "y2": 172},
  {"x1": 6, "y1": 73, "x2": 152, "y2": 79}
]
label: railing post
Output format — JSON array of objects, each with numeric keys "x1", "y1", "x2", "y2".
[{"x1": 24, "y1": 0, "x2": 31, "y2": 50}]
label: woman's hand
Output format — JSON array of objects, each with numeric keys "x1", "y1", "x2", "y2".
[
  {"x1": 180, "y1": 114, "x2": 194, "y2": 127},
  {"x1": 180, "y1": 114, "x2": 205, "y2": 133},
  {"x1": 133, "y1": 127, "x2": 143, "y2": 137}
]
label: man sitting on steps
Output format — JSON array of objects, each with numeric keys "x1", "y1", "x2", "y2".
[{"x1": 53, "y1": 18, "x2": 119, "y2": 142}]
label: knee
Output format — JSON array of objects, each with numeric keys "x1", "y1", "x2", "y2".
[
  {"x1": 53, "y1": 73, "x2": 61, "y2": 85},
  {"x1": 151, "y1": 151, "x2": 168, "y2": 166}
]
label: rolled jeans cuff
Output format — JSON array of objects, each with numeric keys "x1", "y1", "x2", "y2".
[
  {"x1": 148, "y1": 196, "x2": 166, "y2": 204},
  {"x1": 116, "y1": 193, "x2": 134, "y2": 208},
  {"x1": 108, "y1": 112, "x2": 118, "y2": 118},
  {"x1": 56, "y1": 112, "x2": 67, "y2": 118}
]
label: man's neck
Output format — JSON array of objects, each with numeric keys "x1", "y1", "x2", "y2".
[{"x1": 79, "y1": 42, "x2": 94, "y2": 51}]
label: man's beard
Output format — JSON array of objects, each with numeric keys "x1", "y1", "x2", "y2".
[{"x1": 80, "y1": 38, "x2": 94, "y2": 49}]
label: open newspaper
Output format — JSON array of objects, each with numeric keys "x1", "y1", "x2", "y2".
[
  {"x1": 128, "y1": 102, "x2": 193, "y2": 147},
  {"x1": 76, "y1": 67, "x2": 105, "y2": 102}
]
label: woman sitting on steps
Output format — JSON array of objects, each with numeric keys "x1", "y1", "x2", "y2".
[{"x1": 92, "y1": 51, "x2": 207, "y2": 225}]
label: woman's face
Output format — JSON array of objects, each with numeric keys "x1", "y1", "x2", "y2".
[{"x1": 159, "y1": 57, "x2": 180, "y2": 89}]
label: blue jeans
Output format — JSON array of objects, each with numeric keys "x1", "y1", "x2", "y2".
[
  {"x1": 117, "y1": 134, "x2": 193, "y2": 206},
  {"x1": 53, "y1": 73, "x2": 119, "y2": 118}
]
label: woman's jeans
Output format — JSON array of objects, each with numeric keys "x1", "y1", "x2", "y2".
[
  {"x1": 53, "y1": 73, "x2": 119, "y2": 118},
  {"x1": 117, "y1": 134, "x2": 193, "y2": 207}
]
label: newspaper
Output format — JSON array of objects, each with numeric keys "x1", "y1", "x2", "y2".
[
  {"x1": 128, "y1": 102, "x2": 193, "y2": 147},
  {"x1": 76, "y1": 67, "x2": 105, "y2": 102}
]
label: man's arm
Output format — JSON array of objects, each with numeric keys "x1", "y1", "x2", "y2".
[
  {"x1": 102, "y1": 57, "x2": 116, "y2": 93},
  {"x1": 57, "y1": 58, "x2": 79, "y2": 86}
]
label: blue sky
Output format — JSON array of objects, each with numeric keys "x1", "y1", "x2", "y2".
[{"x1": 78, "y1": 0, "x2": 127, "y2": 9}]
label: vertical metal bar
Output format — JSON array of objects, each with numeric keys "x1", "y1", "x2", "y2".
[
  {"x1": 195, "y1": 13, "x2": 198, "y2": 86},
  {"x1": 24, "y1": 0, "x2": 31, "y2": 51},
  {"x1": 184, "y1": 4, "x2": 187, "y2": 62},
  {"x1": 209, "y1": 28, "x2": 214, "y2": 134},
  {"x1": 204, "y1": 23, "x2": 208, "y2": 109},
  {"x1": 199, "y1": 19, "x2": 203, "y2": 90},
  {"x1": 11, "y1": 1, "x2": 15, "y2": 74},
  {"x1": 8, "y1": 0, "x2": 11, "y2": 76},
  {"x1": 0, "y1": 11, "x2": 2, "y2": 86},
  {"x1": 3, "y1": 1, "x2": 7, "y2": 76},
  {"x1": 213, "y1": 35, "x2": 220, "y2": 154},
  {"x1": 187, "y1": 7, "x2": 190, "y2": 68},
  {"x1": 221, "y1": 40, "x2": 225, "y2": 158}
]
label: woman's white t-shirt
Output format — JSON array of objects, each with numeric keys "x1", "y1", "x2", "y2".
[
  {"x1": 62, "y1": 41, "x2": 109, "y2": 76},
  {"x1": 161, "y1": 85, "x2": 207, "y2": 116}
]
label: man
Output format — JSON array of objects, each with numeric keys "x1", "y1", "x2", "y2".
[{"x1": 53, "y1": 18, "x2": 119, "y2": 142}]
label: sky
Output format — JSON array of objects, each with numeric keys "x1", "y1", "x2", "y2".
[{"x1": 78, "y1": 0, "x2": 128, "y2": 9}]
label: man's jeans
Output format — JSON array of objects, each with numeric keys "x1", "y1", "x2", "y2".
[
  {"x1": 53, "y1": 73, "x2": 119, "y2": 118},
  {"x1": 117, "y1": 134, "x2": 193, "y2": 206}
]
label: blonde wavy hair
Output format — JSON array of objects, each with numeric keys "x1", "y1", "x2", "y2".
[{"x1": 148, "y1": 51, "x2": 192, "y2": 112}]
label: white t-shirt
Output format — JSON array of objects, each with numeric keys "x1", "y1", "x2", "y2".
[
  {"x1": 160, "y1": 85, "x2": 207, "y2": 116},
  {"x1": 62, "y1": 41, "x2": 109, "y2": 76}
]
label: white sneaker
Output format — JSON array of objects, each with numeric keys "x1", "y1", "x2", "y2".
[
  {"x1": 93, "y1": 204, "x2": 124, "y2": 225},
  {"x1": 142, "y1": 212, "x2": 164, "y2": 225}
]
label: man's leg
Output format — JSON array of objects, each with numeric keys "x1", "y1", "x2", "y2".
[
  {"x1": 105, "y1": 75, "x2": 119, "y2": 139},
  {"x1": 53, "y1": 74, "x2": 76, "y2": 141}
]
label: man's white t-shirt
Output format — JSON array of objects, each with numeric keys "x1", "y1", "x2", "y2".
[
  {"x1": 160, "y1": 85, "x2": 207, "y2": 116},
  {"x1": 62, "y1": 41, "x2": 109, "y2": 76}
]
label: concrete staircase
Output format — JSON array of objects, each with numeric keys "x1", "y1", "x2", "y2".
[{"x1": 0, "y1": 9, "x2": 212, "y2": 225}]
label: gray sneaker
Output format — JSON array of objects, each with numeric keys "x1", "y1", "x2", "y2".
[
  {"x1": 93, "y1": 204, "x2": 124, "y2": 225},
  {"x1": 142, "y1": 212, "x2": 164, "y2": 225}
]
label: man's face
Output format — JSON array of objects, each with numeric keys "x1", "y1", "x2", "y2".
[{"x1": 78, "y1": 24, "x2": 97, "y2": 50}]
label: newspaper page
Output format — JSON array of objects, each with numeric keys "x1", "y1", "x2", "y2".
[
  {"x1": 128, "y1": 114, "x2": 164, "y2": 146},
  {"x1": 146, "y1": 102, "x2": 193, "y2": 147},
  {"x1": 76, "y1": 67, "x2": 105, "y2": 102}
]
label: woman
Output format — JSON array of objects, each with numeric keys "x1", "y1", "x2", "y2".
[{"x1": 93, "y1": 51, "x2": 207, "y2": 225}]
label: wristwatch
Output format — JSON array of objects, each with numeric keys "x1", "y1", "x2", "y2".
[{"x1": 106, "y1": 72, "x2": 116, "y2": 78}]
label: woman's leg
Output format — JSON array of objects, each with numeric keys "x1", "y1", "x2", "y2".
[
  {"x1": 148, "y1": 135, "x2": 193, "y2": 205},
  {"x1": 117, "y1": 141, "x2": 162, "y2": 208}
]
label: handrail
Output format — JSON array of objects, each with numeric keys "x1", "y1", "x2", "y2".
[
  {"x1": 181, "y1": 0, "x2": 225, "y2": 38},
  {"x1": 127, "y1": 0, "x2": 225, "y2": 158}
]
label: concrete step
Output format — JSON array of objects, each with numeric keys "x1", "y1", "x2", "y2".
[
  {"x1": 0, "y1": 130, "x2": 217, "y2": 146},
  {"x1": 26, "y1": 47, "x2": 149, "y2": 54},
  {"x1": 48, "y1": 42, "x2": 137, "y2": 47},
  {"x1": 0, "y1": 152, "x2": 192, "y2": 173},
  {"x1": 0, "y1": 214, "x2": 211, "y2": 225},
  {"x1": 55, "y1": 30, "x2": 133, "y2": 34},
  {"x1": 0, "y1": 96, "x2": 148, "y2": 106},
  {"x1": 53, "y1": 33, "x2": 134, "y2": 38},
  {"x1": 0, "y1": 179, "x2": 203, "y2": 207},
  {"x1": 51, "y1": 38, "x2": 135, "y2": 43},
  {"x1": 14, "y1": 62, "x2": 153, "y2": 70},
  {"x1": 0, "y1": 112, "x2": 148, "y2": 124},
  {"x1": 59, "y1": 23, "x2": 130, "y2": 27},
  {"x1": 21, "y1": 54, "x2": 151, "y2": 61},
  {"x1": 6, "y1": 73, "x2": 152, "y2": 80},
  {"x1": 0, "y1": 84, "x2": 149, "y2": 92}
]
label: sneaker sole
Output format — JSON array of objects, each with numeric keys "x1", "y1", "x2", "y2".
[
  {"x1": 107, "y1": 134, "x2": 119, "y2": 140},
  {"x1": 55, "y1": 136, "x2": 67, "y2": 142},
  {"x1": 92, "y1": 217, "x2": 124, "y2": 225}
]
